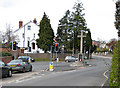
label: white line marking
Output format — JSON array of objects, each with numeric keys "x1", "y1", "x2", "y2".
[{"x1": 101, "y1": 70, "x2": 109, "y2": 87}]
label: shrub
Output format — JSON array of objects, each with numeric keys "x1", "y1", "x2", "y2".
[
  {"x1": 109, "y1": 41, "x2": 120, "y2": 87},
  {"x1": 0, "y1": 51, "x2": 13, "y2": 57}
]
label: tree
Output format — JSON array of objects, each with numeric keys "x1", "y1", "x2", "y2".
[
  {"x1": 109, "y1": 1, "x2": 120, "y2": 87},
  {"x1": 109, "y1": 41, "x2": 120, "y2": 87},
  {"x1": 84, "y1": 29, "x2": 92, "y2": 57},
  {"x1": 36, "y1": 12, "x2": 54, "y2": 53},
  {"x1": 56, "y1": 10, "x2": 71, "y2": 53},
  {"x1": 56, "y1": 1, "x2": 92, "y2": 54},
  {"x1": 115, "y1": 0, "x2": 120, "y2": 30},
  {"x1": 106, "y1": 38, "x2": 117, "y2": 52},
  {"x1": 69, "y1": 2, "x2": 87, "y2": 53},
  {"x1": 1, "y1": 24, "x2": 19, "y2": 48},
  {"x1": 0, "y1": 31, "x2": 2, "y2": 47}
]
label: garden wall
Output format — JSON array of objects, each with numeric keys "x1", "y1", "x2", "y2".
[
  {"x1": 0, "y1": 56, "x2": 13, "y2": 64},
  {"x1": 19, "y1": 53, "x2": 78, "y2": 60}
]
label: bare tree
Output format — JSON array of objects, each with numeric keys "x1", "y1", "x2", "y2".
[
  {"x1": 0, "y1": 31, "x2": 2, "y2": 47},
  {"x1": 2, "y1": 24, "x2": 19, "y2": 48}
]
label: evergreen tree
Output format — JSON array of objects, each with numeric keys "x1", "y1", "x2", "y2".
[
  {"x1": 36, "y1": 12, "x2": 54, "y2": 53},
  {"x1": 69, "y1": 2, "x2": 87, "y2": 53},
  {"x1": 84, "y1": 29, "x2": 92, "y2": 58},
  {"x1": 56, "y1": 1, "x2": 92, "y2": 54},
  {"x1": 109, "y1": 1, "x2": 120, "y2": 87},
  {"x1": 56, "y1": 10, "x2": 71, "y2": 53},
  {"x1": 109, "y1": 41, "x2": 120, "y2": 87}
]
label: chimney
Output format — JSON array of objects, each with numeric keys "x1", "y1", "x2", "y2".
[
  {"x1": 33, "y1": 18, "x2": 37, "y2": 24},
  {"x1": 19, "y1": 21, "x2": 23, "y2": 28}
]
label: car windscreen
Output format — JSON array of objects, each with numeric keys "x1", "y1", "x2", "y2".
[
  {"x1": 18, "y1": 58, "x2": 28, "y2": 62},
  {"x1": 9, "y1": 60, "x2": 21, "y2": 63},
  {"x1": 67, "y1": 56, "x2": 72, "y2": 58},
  {"x1": 18, "y1": 57, "x2": 29, "y2": 60}
]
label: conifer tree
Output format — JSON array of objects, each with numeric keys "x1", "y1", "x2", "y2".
[
  {"x1": 69, "y1": 2, "x2": 87, "y2": 53},
  {"x1": 56, "y1": 1, "x2": 92, "y2": 54},
  {"x1": 56, "y1": 10, "x2": 71, "y2": 52},
  {"x1": 36, "y1": 12, "x2": 54, "y2": 53}
]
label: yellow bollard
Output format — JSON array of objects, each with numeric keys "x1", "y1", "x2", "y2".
[
  {"x1": 49, "y1": 62, "x2": 54, "y2": 71},
  {"x1": 57, "y1": 58, "x2": 59, "y2": 62},
  {"x1": 28, "y1": 58, "x2": 31, "y2": 63}
]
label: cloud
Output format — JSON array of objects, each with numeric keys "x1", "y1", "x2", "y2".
[
  {"x1": 0, "y1": 0, "x2": 15, "y2": 8},
  {"x1": 0, "y1": 0, "x2": 118, "y2": 41}
]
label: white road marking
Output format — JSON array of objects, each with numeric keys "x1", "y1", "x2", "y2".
[
  {"x1": 93, "y1": 55, "x2": 112, "y2": 59},
  {"x1": 15, "y1": 76, "x2": 42, "y2": 83},
  {"x1": 101, "y1": 70, "x2": 109, "y2": 87}
]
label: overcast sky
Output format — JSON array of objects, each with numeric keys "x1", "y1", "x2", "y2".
[{"x1": 0, "y1": 0, "x2": 118, "y2": 42}]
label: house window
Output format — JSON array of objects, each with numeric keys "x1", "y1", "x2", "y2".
[
  {"x1": 33, "y1": 33, "x2": 35, "y2": 38},
  {"x1": 28, "y1": 26, "x2": 31, "y2": 30},
  {"x1": 22, "y1": 33, "x2": 24, "y2": 38}
]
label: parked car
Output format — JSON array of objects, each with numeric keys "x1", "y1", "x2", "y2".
[
  {"x1": 65, "y1": 56, "x2": 78, "y2": 62},
  {"x1": 0, "y1": 60, "x2": 12, "y2": 78},
  {"x1": 18, "y1": 56, "x2": 35, "y2": 62},
  {"x1": 7, "y1": 60, "x2": 32, "y2": 73}
]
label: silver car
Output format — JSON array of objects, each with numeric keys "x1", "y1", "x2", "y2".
[
  {"x1": 7, "y1": 60, "x2": 32, "y2": 73},
  {"x1": 65, "y1": 56, "x2": 78, "y2": 62},
  {"x1": 18, "y1": 56, "x2": 35, "y2": 62},
  {"x1": 0, "y1": 60, "x2": 12, "y2": 78}
]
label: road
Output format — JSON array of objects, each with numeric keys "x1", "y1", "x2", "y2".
[{"x1": 1, "y1": 55, "x2": 112, "y2": 87}]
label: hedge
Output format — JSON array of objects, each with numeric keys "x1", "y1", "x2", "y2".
[
  {"x1": 109, "y1": 41, "x2": 120, "y2": 87},
  {"x1": 0, "y1": 51, "x2": 13, "y2": 57}
]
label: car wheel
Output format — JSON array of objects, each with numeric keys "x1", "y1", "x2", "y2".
[
  {"x1": 8, "y1": 70, "x2": 12, "y2": 77},
  {"x1": 66, "y1": 60, "x2": 69, "y2": 62},
  {"x1": 29, "y1": 66, "x2": 32, "y2": 72},
  {"x1": 22, "y1": 67, "x2": 25, "y2": 73}
]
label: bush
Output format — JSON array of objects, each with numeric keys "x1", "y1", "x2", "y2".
[
  {"x1": 0, "y1": 51, "x2": 13, "y2": 57},
  {"x1": 109, "y1": 41, "x2": 120, "y2": 87}
]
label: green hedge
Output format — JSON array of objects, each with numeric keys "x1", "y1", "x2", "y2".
[
  {"x1": 109, "y1": 41, "x2": 120, "y2": 87},
  {"x1": 0, "y1": 51, "x2": 13, "y2": 57}
]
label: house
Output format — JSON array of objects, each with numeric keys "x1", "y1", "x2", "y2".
[
  {"x1": 14, "y1": 18, "x2": 44, "y2": 53},
  {"x1": 93, "y1": 40, "x2": 107, "y2": 49}
]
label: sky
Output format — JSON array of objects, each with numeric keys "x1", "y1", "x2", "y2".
[{"x1": 0, "y1": 0, "x2": 118, "y2": 42}]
